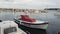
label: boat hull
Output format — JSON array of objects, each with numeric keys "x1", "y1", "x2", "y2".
[
  {"x1": 14, "y1": 19, "x2": 49, "y2": 29},
  {"x1": 21, "y1": 23, "x2": 48, "y2": 29}
]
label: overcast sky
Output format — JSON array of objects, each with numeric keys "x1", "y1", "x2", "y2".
[{"x1": 0, "y1": 0, "x2": 59, "y2": 9}]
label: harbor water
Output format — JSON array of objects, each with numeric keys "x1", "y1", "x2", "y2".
[{"x1": 0, "y1": 10, "x2": 60, "y2": 34}]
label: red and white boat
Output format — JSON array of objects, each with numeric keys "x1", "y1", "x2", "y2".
[{"x1": 14, "y1": 14, "x2": 49, "y2": 29}]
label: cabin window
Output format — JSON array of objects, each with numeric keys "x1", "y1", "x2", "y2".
[{"x1": 4, "y1": 27, "x2": 17, "y2": 34}]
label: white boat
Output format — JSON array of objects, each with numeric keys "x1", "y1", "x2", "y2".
[
  {"x1": 0, "y1": 20, "x2": 26, "y2": 34},
  {"x1": 14, "y1": 15, "x2": 49, "y2": 29}
]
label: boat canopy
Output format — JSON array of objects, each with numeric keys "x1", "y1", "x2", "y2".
[{"x1": 20, "y1": 15, "x2": 36, "y2": 22}]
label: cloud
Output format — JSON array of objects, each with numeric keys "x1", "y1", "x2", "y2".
[{"x1": 0, "y1": 0, "x2": 59, "y2": 9}]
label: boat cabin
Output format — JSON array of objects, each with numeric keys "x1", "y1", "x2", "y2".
[{"x1": 0, "y1": 21, "x2": 26, "y2": 34}]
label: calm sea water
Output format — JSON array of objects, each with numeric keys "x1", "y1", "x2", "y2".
[{"x1": 0, "y1": 10, "x2": 60, "y2": 34}]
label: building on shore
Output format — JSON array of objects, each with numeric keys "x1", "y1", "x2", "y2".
[
  {"x1": 33, "y1": 9, "x2": 41, "y2": 14},
  {"x1": 0, "y1": 8, "x2": 47, "y2": 14}
]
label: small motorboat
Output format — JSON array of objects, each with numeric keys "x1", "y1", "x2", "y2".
[{"x1": 14, "y1": 14, "x2": 49, "y2": 29}]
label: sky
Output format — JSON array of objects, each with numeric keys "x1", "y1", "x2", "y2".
[{"x1": 0, "y1": 0, "x2": 59, "y2": 9}]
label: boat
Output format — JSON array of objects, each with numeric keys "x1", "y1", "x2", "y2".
[
  {"x1": 14, "y1": 14, "x2": 49, "y2": 29},
  {"x1": 54, "y1": 13, "x2": 60, "y2": 16},
  {"x1": 0, "y1": 20, "x2": 26, "y2": 34}
]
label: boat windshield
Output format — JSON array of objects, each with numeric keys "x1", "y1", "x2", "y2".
[{"x1": 4, "y1": 27, "x2": 17, "y2": 34}]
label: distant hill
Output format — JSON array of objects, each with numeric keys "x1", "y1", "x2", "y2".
[{"x1": 44, "y1": 8, "x2": 60, "y2": 10}]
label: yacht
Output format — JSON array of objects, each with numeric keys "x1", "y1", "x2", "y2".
[{"x1": 0, "y1": 20, "x2": 26, "y2": 34}]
